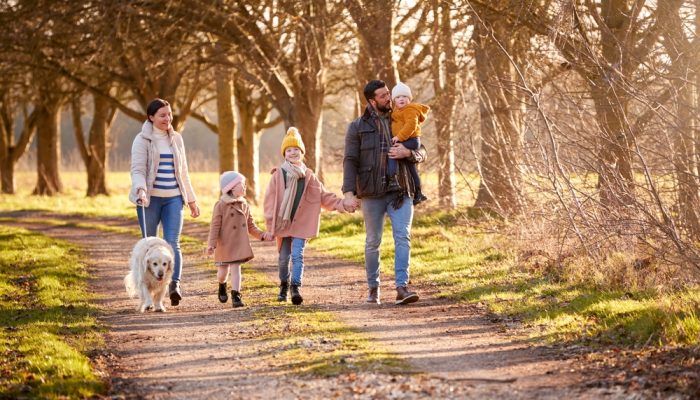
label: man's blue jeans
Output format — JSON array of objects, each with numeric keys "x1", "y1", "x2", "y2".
[
  {"x1": 278, "y1": 237, "x2": 307, "y2": 286},
  {"x1": 137, "y1": 195, "x2": 184, "y2": 282},
  {"x1": 361, "y1": 193, "x2": 414, "y2": 288}
]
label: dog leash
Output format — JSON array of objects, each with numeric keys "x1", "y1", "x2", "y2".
[{"x1": 139, "y1": 200, "x2": 147, "y2": 239}]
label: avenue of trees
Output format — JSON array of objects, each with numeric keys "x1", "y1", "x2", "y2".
[{"x1": 2, "y1": 1, "x2": 700, "y2": 276}]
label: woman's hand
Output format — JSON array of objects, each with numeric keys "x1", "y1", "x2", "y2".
[
  {"x1": 188, "y1": 201, "x2": 200, "y2": 218},
  {"x1": 136, "y1": 188, "x2": 147, "y2": 205}
]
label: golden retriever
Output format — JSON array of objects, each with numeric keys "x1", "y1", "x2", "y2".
[{"x1": 124, "y1": 237, "x2": 174, "y2": 312}]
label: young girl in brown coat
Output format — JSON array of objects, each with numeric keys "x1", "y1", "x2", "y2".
[
  {"x1": 207, "y1": 171, "x2": 272, "y2": 307},
  {"x1": 264, "y1": 127, "x2": 357, "y2": 305}
]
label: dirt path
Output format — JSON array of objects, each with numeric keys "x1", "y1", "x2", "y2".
[{"x1": 1, "y1": 211, "x2": 650, "y2": 399}]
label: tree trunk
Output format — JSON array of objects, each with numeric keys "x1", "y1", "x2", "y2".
[
  {"x1": 0, "y1": 156, "x2": 13, "y2": 194},
  {"x1": 431, "y1": 0, "x2": 457, "y2": 209},
  {"x1": 0, "y1": 98, "x2": 37, "y2": 194},
  {"x1": 0, "y1": 105, "x2": 10, "y2": 194},
  {"x1": 33, "y1": 100, "x2": 63, "y2": 195},
  {"x1": 347, "y1": 1, "x2": 399, "y2": 91},
  {"x1": 291, "y1": 92, "x2": 324, "y2": 180},
  {"x1": 472, "y1": 13, "x2": 523, "y2": 215},
  {"x1": 237, "y1": 104, "x2": 262, "y2": 204},
  {"x1": 86, "y1": 94, "x2": 113, "y2": 196},
  {"x1": 661, "y1": 0, "x2": 700, "y2": 237},
  {"x1": 589, "y1": 85, "x2": 634, "y2": 208},
  {"x1": 215, "y1": 64, "x2": 237, "y2": 173}
]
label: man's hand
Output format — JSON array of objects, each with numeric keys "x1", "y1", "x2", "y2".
[
  {"x1": 343, "y1": 192, "x2": 358, "y2": 212},
  {"x1": 388, "y1": 143, "x2": 411, "y2": 159},
  {"x1": 342, "y1": 197, "x2": 359, "y2": 213}
]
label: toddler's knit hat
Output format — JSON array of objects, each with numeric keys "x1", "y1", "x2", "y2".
[
  {"x1": 220, "y1": 171, "x2": 244, "y2": 195},
  {"x1": 392, "y1": 82, "x2": 412, "y2": 100},
  {"x1": 280, "y1": 127, "x2": 305, "y2": 156}
]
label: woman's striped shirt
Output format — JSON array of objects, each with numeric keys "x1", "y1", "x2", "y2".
[{"x1": 151, "y1": 128, "x2": 182, "y2": 198}]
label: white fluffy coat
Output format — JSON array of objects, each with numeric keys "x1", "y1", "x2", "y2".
[{"x1": 124, "y1": 237, "x2": 174, "y2": 312}]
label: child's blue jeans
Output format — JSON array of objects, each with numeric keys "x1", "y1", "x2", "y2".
[
  {"x1": 387, "y1": 137, "x2": 422, "y2": 191},
  {"x1": 278, "y1": 237, "x2": 307, "y2": 286}
]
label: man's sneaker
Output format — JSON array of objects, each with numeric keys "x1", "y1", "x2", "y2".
[
  {"x1": 395, "y1": 286, "x2": 419, "y2": 305},
  {"x1": 218, "y1": 282, "x2": 228, "y2": 303},
  {"x1": 366, "y1": 287, "x2": 380, "y2": 304},
  {"x1": 413, "y1": 192, "x2": 428, "y2": 206},
  {"x1": 277, "y1": 281, "x2": 289, "y2": 302},
  {"x1": 231, "y1": 291, "x2": 245, "y2": 308},
  {"x1": 169, "y1": 281, "x2": 182, "y2": 306},
  {"x1": 290, "y1": 285, "x2": 303, "y2": 305},
  {"x1": 387, "y1": 176, "x2": 401, "y2": 192}
]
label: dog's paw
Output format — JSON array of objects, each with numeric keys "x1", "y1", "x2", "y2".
[
  {"x1": 155, "y1": 307, "x2": 166, "y2": 313},
  {"x1": 145, "y1": 305, "x2": 154, "y2": 311}
]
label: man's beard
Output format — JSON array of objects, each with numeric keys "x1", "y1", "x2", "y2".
[{"x1": 376, "y1": 103, "x2": 392, "y2": 113}]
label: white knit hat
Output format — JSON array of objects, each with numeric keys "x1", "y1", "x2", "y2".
[
  {"x1": 392, "y1": 82, "x2": 412, "y2": 100},
  {"x1": 220, "y1": 171, "x2": 244, "y2": 195}
]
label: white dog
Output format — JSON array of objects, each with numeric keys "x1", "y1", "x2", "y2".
[{"x1": 124, "y1": 237, "x2": 174, "y2": 313}]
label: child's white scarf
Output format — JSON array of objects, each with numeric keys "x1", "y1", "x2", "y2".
[{"x1": 277, "y1": 161, "x2": 306, "y2": 230}]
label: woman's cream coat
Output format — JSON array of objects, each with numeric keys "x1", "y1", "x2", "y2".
[{"x1": 129, "y1": 121, "x2": 197, "y2": 206}]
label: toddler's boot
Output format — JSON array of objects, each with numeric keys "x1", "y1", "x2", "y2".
[
  {"x1": 232, "y1": 290, "x2": 245, "y2": 308},
  {"x1": 413, "y1": 190, "x2": 428, "y2": 206},
  {"x1": 218, "y1": 282, "x2": 228, "y2": 303}
]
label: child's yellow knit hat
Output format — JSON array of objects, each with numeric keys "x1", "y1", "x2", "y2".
[{"x1": 280, "y1": 127, "x2": 305, "y2": 156}]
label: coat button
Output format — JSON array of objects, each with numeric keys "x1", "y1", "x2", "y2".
[{"x1": 233, "y1": 225, "x2": 237, "y2": 229}]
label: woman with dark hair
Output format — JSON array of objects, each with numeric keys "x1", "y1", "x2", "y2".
[{"x1": 129, "y1": 98, "x2": 200, "y2": 307}]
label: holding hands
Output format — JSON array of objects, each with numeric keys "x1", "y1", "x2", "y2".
[
  {"x1": 261, "y1": 232, "x2": 274, "y2": 241},
  {"x1": 343, "y1": 192, "x2": 360, "y2": 213}
]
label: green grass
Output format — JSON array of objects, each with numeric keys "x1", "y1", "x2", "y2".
[
  {"x1": 0, "y1": 225, "x2": 106, "y2": 399},
  {"x1": 311, "y1": 208, "x2": 700, "y2": 347}
]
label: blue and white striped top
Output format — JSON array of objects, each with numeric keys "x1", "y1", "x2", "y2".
[{"x1": 151, "y1": 129, "x2": 182, "y2": 198}]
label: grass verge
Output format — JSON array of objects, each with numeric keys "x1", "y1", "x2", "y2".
[
  {"x1": 311, "y1": 208, "x2": 700, "y2": 347},
  {"x1": 0, "y1": 225, "x2": 106, "y2": 399}
]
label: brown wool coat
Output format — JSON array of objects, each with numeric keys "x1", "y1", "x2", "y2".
[
  {"x1": 391, "y1": 103, "x2": 430, "y2": 142},
  {"x1": 207, "y1": 199, "x2": 264, "y2": 263}
]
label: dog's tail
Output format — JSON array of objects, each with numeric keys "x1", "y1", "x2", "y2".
[{"x1": 124, "y1": 272, "x2": 137, "y2": 298}]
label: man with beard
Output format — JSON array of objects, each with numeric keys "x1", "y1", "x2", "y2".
[{"x1": 342, "y1": 79, "x2": 427, "y2": 305}]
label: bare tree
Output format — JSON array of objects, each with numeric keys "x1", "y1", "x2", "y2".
[
  {"x1": 71, "y1": 89, "x2": 117, "y2": 196},
  {"x1": 470, "y1": 1, "x2": 528, "y2": 214},
  {"x1": 0, "y1": 92, "x2": 37, "y2": 194},
  {"x1": 430, "y1": 0, "x2": 460, "y2": 208}
]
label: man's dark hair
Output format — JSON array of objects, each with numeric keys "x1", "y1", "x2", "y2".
[
  {"x1": 146, "y1": 98, "x2": 170, "y2": 118},
  {"x1": 363, "y1": 80, "x2": 386, "y2": 102}
]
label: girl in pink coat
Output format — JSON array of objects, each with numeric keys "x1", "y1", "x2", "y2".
[
  {"x1": 264, "y1": 127, "x2": 357, "y2": 305},
  {"x1": 207, "y1": 171, "x2": 272, "y2": 307}
]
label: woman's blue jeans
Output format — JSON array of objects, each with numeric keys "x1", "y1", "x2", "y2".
[
  {"x1": 136, "y1": 195, "x2": 184, "y2": 282},
  {"x1": 361, "y1": 193, "x2": 414, "y2": 288},
  {"x1": 278, "y1": 237, "x2": 307, "y2": 286}
]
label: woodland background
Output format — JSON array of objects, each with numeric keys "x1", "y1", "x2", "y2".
[{"x1": 3, "y1": 0, "x2": 700, "y2": 285}]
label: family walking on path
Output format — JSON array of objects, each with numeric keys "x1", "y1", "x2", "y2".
[{"x1": 130, "y1": 79, "x2": 428, "y2": 308}]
